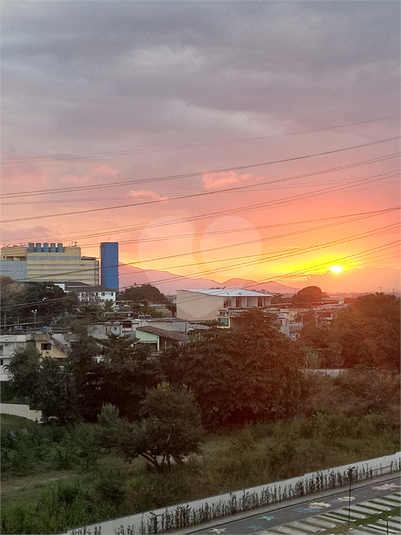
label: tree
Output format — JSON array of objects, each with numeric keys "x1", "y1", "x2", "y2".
[
  {"x1": 162, "y1": 309, "x2": 304, "y2": 428},
  {"x1": 67, "y1": 333, "x2": 162, "y2": 421},
  {"x1": 97, "y1": 384, "x2": 203, "y2": 472},
  {"x1": 291, "y1": 286, "x2": 328, "y2": 307},
  {"x1": 119, "y1": 284, "x2": 168, "y2": 304},
  {"x1": 0, "y1": 275, "x2": 14, "y2": 288},
  {"x1": 6, "y1": 346, "x2": 78, "y2": 422},
  {"x1": 66, "y1": 332, "x2": 103, "y2": 421},
  {"x1": 5, "y1": 346, "x2": 41, "y2": 405},
  {"x1": 1, "y1": 282, "x2": 77, "y2": 327},
  {"x1": 328, "y1": 293, "x2": 400, "y2": 370},
  {"x1": 97, "y1": 334, "x2": 162, "y2": 419}
]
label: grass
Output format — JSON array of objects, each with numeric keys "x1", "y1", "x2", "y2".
[
  {"x1": 1, "y1": 412, "x2": 400, "y2": 534},
  {"x1": 0, "y1": 413, "x2": 35, "y2": 431}
]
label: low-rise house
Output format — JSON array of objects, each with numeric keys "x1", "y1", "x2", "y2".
[
  {"x1": 135, "y1": 326, "x2": 188, "y2": 352},
  {"x1": 32, "y1": 332, "x2": 71, "y2": 363},
  {"x1": 56, "y1": 281, "x2": 117, "y2": 305},
  {"x1": 0, "y1": 330, "x2": 73, "y2": 380},
  {"x1": 89, "y1": 321, "x2": 124, "y2": 340}
]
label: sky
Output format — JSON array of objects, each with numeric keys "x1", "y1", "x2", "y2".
[{"x1": 1, "y1": 1, "x2": 400, "y2": 294}]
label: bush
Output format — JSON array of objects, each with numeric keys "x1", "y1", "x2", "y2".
[{"x1": 1, "y1": 473, "x2": 128, "y2": 535}]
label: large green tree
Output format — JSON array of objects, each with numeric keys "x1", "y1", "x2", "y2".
[
  {"x1": 291, "y1": 286, "x2": 328, "y2": 307},
  {"x1": 328, "y1": 293, "x2": 400, "y2": 370},
  {"x1": 97, "y1": 383, "x2": 203, "y2": 472},
  {"x1": 118, "y1": 284, "x2": 168, "y2": 304},
  {"x1": 1, "y1": 282, "x2": 77, "y2": 327},
  {"x1": 6, "y1": 346, "x2": 77, "y2": 422},
  {"x1": 162, "y1": 309, "x2": 304, "y2": 428},
  {"x1": 67, "y1": 333, "x2": 162, "y2": 421}
]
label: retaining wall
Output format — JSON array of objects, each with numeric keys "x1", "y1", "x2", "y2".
[
  {"x1": 0, "y1": 403, "x2": 42, "y2": 421},
  {"x1": 65, "y1": 451, "x2": 401, "y2": 535}
]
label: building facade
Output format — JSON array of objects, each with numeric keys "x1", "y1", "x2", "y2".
[
  {"x1": 0, "y1": 243, "x2": 99, "y2": 285},
  {"x1": 100, "y1": 242, "x2": 119, "y2": 290},
  {"x1": 59, "y1": 282, "x2": 117, "y2": 305},
  {"x1": 176, "y1": 288, "x2": 273, "y2": 322},
  {"x1": 0, "y1": 331, "x2": 72, "y2": 381}
]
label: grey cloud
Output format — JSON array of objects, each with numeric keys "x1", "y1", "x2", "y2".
[{"x1": 2, "y1": 1, "x2": 399, "y2": 149}]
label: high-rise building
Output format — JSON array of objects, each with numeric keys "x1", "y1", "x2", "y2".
[
  {"x1": 0, "y1": 243, "x2": 99, "y2": 285},
  {"x1": 100, "y1": 242, "x2": 119, "y2": 290}
]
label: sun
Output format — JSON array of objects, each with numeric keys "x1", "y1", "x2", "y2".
[{"x1": 329, "y1": 265, "x2": 343, "y2": 274}]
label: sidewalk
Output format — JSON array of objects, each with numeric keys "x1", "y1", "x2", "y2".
[{"x1": 172, "y1": 472, "x2": 401, "y2": 535}]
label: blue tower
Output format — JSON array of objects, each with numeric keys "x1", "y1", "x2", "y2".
[{"x1": 100, "y1": 242, "x2": 119, "y2": 290}]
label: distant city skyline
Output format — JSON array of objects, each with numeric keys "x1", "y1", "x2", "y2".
[{"x1": 1, "y1": 1, "x2": 400, "y2": 293}]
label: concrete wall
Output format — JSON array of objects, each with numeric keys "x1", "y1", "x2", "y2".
[
  {"x1": 0, "y1": 403, "x2": 42, "y2": 421},
  {"x1": 65, "y1": 451, "x2": 401, "y2": 535},
  {"x1": 176, "y1": 290, "x2": 223, "y2": 321}
]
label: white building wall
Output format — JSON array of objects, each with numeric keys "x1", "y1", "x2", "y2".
[
  {"x1": 0, "y1": 334, "x2": 33, "y2": 381},
  {"x1": 176, "y1": 290, "x2": 224, "y2": 321}
]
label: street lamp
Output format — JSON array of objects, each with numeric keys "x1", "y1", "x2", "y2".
[
  {"x1": 347, "y1": 466, "x2": 355, "y2": 526},
  {"x1": 31, "y1": 309, "x2": 38, "y2": 324}
]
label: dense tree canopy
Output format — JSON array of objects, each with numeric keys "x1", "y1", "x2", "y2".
[
  {"x1": 118, "y1": 284, "x2": 168, "y2": 304},
  {"x1": 162, "y1": 309, "x2": 304, "y2": 428},
  {"x1": 6, "y1": 346, "x2": 77, "y2": 422},
  {"x1": 327, "y1": 293, "x2": 400, "y2": 370},
  {"x1": 67, "y1": 333, "x2": 162, "y2": 421},
  {"x1": 1, "y1": 281, "x2": 77, "y2": 327},
  {"x1": 97, "y1": 383, "x2": 203, "y2": 472},
  {"x1": 291, "y1": 286, "x2": 328, "y2": 307}
]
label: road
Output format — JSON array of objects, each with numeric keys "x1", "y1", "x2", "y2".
[{"x1": 178, "y1": 476, "x2": 401, "y2": 535}]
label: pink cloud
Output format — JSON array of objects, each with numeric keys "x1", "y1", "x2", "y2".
[
  {"x1": 128, "y1": 190, "x2": 169, "y2": 202},
  {"x1": 202, "y1": 171, "x2": 252, "y2": 190},
  {"x1": 91, "y1": 162, "x2": 119, "y2": 176}
]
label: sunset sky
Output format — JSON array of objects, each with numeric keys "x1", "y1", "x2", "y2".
[{"x1": 1, "y1": 1, "x2": 400, "y2": 294}]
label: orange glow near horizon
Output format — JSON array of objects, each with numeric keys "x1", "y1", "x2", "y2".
[{"x1": 329, "y1": 265, "x2": 344, "y2": 274}]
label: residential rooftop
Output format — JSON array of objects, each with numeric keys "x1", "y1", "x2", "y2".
[{"x1": 182, "y1": 288, "x2": 273, "y2": 297}]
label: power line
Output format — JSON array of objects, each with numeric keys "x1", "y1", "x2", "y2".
[
  {"x1": 4, "y1": 206, "x2": 398, "y2": 283},
  {"x1": 4, "y1": 153, "x2": 399, "y2": 243},
  {"x1": 1, "y1": 137, "x2": 399, "y2": 200},
  {"x1": 7, "y1": 219, "x2": 399, "y2": 289},
  {"x1": 2, "y1": 240, "x2": 399, "y2": 312},
  {"x1": 66, "y1": 170, "x2": 400, "y2": 248},
  {"x1": 2, "y1": 153, "x2": 398, "y2": 210},
  {"x1": 2, "y1": 114, "x2": 399, "y2": 166},
  {"x1": 131, "y1": 208, "x2": 401, "y2": 267},
  {"x1": 2, "y1": 164, "x2": 398, "y2": 225}
]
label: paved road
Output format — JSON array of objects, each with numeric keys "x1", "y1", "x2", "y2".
[{"x1": 178, "y1": 476, "x2": 401, "y2": 535}]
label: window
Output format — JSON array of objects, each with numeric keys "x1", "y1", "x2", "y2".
[
  {"x1": 0, "y1": 359, "x2": 3, "y2": 366},
  {"x1": 258, "y1": 297, "x2": 263, "y2": 307},
  {"x1": 235, "y1": 297, "x2": 241, "y2": 308},
  {"x1": 0, "y1": 344, "x2": 3, "y2": 355},
  {"x1": 41, "y1": 343, "x2": 51, "y2": 351}
]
